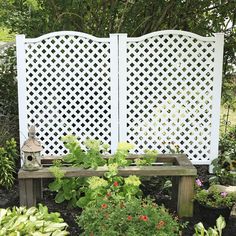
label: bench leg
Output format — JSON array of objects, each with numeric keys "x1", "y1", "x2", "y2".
[
  {"x1": 19, "y1": 179, "x2": 38, "y2": 207},
  {"x1": 177, "y1": 176, "x2": 194, "y2": 217},
  {"x1": 171, "y1": 177, "x2": 179, "y2": 212}
]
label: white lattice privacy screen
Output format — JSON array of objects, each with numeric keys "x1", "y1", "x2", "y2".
[{"x1": 17, "y1": 31, "x2": 224, "y2": 164}]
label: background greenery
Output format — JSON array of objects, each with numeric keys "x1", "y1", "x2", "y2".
[{"x1": 0, "y1": 0, "x2": 235, "y2": 146}]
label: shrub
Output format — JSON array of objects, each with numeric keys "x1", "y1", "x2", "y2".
[
  {"x1": 0, "y1": 204, "x2": 69, "y2": 235},
  {"x1": 77, "y1": 197, "x2": 183, "y2": 236},
  {"x1": 0, "y1": 138, "x2": 17, "y2": 189}
]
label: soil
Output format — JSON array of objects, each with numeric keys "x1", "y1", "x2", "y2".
[{"x1": 1, "y1": 165, "x2": 236, "y2": 236}]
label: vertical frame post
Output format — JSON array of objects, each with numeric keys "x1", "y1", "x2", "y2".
[
  {"x1": 209, "y1": 33, "x2": 224, "y2": 172},
  {"x1": 118, "y1": 34, "x2": 128, "y2": 142},
  {"x1": 16, "y1": 35, "x2": 28, "y2": 161},
  {"x1": 110, "y1": 34, "x2": 119, "y2": 153}
]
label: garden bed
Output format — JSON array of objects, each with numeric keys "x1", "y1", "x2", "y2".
[{"x1": 2, "y1": 166, "x2": 236, "y2": 236}]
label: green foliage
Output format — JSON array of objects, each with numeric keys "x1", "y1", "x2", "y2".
[
  {"x1": 194, "y1": 215, "x2": 226, "y2": 236},
  {"x1": 0, "y1": 43, "x2": 18, "y2": 146},
  {"x1": 0, "y1": 27, "x2": 15, "y2": 41},
  {"x1": 212, "y1": 125, "x2": 236, "y2": 184},
  {"x1": 0, "y1": 138, "x2": 17, "y2": 189},
  {"x1": 194, "y1": 185, "x2": 236, "y2": 208},
  {"x1": 49, "y1": 164, "x2": 86, "y2": 207},
  {"x1": 77, "y1": 165, "x2": 142, "y2": 208},
  {"x1": 107, "y1": 142, "x2": 134, "y2": 167},
  {"x1": 49, "y1": 137, "x2": 142, "y2": 208},
  {"x1": 61, "y1": 135, "x2": 106, "y2": 169},
  {"x1": 134, "y1": 149, "x2": 157, "y2": 166},
  {"x1": 0, "y1": 204, "x2": 69, "y2": 235},
  {"x1": 77, "y1": 197, "x2": 183, "y2": 236}
]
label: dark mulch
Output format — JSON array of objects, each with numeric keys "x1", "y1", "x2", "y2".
[{"x1": 1, "y1": 165, "x2": 236, "y2": 235}]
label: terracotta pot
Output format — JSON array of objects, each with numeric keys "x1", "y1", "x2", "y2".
[{"x1": 197, "y1": 202, "x2": 231, "y2": 227}]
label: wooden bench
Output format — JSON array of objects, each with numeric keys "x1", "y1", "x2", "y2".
[{"x1": 18, "y1": 154, "x2": 197, "y2": 217}]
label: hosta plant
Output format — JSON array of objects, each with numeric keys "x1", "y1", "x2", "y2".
[
  {"x1": 77, "y1": 197, "x2": 183, "y2": 236},
  {"x1": 194, "y1": 215, "x2": 226, "y2": 236},
  {"x1": 0, "y1": 204, "x2": 69, "y2": 235}
]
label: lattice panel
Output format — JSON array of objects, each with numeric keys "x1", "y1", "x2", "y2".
[
  {"x1": 25, "y1": 35, "x2": 112, "y2": 155},
  {"x1": 126, "y1": 34, "x2": 215, "y2": 163}
]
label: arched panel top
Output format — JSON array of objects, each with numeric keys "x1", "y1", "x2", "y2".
[
  {"x1": 128, "y1": 30, "x2": 216, "y2": 42},
  {"x1": 24, "y1": 31, "x2": 111, "y2": 43}
]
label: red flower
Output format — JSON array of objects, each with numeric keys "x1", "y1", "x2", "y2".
[
  {"x1": 139, "y1": 215, "x2": 148, "y2": 221},
  {"x1": 127, "y1": 215, "x2": 132, "y2": 221},
  {"x1": 113, "y1": 181, "x2": 119, "y2": 187},
  {"x1": 156, "y1": 220, "x2": 165, "y2": 229},
  {"x1": 106, "y1": 192, "x2": 111, "y2": 197},
  {"x1": 101, "y1": 203, "x2": 108, "y2": 209}
]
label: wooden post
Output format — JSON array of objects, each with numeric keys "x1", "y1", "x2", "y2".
[
  {"x1": 34, "y1": 179, "x2": 43, "y2": 201},
  {"x1": 171, "y1": 176, "x2": 179, "y2": 212},
  {"x1": 19, "y1": 179, "x2": 36, "y2": 207},
  {"x1": 177, "y1": 176, "x2": 194, "y2": 217}
]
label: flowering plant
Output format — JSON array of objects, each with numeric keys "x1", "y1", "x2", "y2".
[
  {"x1": 77, "y1": 197, "x2": 183, "y2": 236},
  {"x1": 194, "y1": 179, "x2": 236, "y2": 208}
]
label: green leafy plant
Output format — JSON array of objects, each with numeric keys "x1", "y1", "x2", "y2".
[
  {"x1": 77, "y1": 197, "x2": 183, "y2": 236},
  {"x1": 48, "y1": 164, "x2": 86, "y2": 207},
  {"x1": 134, "y1": 149, "x2": 157, "y2": 166},
  {"x1": 77, "y1": 165, "x2": 142, "y2": 208},
  {"x1": 211, "y1": 125, "x2": 236, "y2": 184},
  {"x1": 61, "y1": 135, "x2": 106, "y2": 169},
  {"x1": 0, "y1": 204, "x2": 69, "y2": 235},
  {"x1": 49, "y1": 136, "x2": 142, "y2": 207},
  {"x1": 194, "y1": 215, "x2": 226, "y2": 236},
  {"x1": 0, "y1": 138, "x2": 17, "y2": 189},
  {"x1": 194, "y1": 179, "x2": 236, "y2": 208}
]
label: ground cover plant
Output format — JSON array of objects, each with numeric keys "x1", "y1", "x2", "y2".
[{"x1": 0, "y1": 204, "x2": 69, "y2": 235}]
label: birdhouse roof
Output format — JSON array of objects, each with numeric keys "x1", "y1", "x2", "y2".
[{"x1": 22, "y1": 138, "x2": 43, "y2": 152}]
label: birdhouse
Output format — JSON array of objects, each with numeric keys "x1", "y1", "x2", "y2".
[{"x1": 22, "y1": 126, "x2": 43, "y2": 171}]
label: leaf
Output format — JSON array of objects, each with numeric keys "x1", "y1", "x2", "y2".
[
  {"x1": 216, "y1": 215, "x2": 226, "y2": 236},
  {"x1": 55, "y1": 192, "x2": 65, "y2": 204},
  {"x1": 76, "y1": 197, "x2": 89, "y2": 208},
  {"x1": 43, "y1": 223, "x2": 68, "y2": 232},
  {"x1": 48, "y1": 180, "x2": 62, "y2": 191}
]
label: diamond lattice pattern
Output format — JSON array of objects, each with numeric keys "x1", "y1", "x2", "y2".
[
  {"x1": 126, "y1": 34, "x2": 215, "y2": 163},
  {"x1": 25, "y1": 35, "x2": 111, "y2": 155}
]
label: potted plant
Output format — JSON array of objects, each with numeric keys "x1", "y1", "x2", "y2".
[{"x1": 194, "y1": 179, "x2": 236, "y2": 226}]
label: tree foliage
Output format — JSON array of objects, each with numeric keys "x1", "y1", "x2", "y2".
[{"x1": 0, "y1": 0, "x2": 235, "y2": 104}]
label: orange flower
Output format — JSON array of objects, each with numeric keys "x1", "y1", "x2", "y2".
[
  {"x1": 101, "y1": 203, "x2": 108, "y2": 209},
  {"x1": 156, "y1": 220, "x2": 165, "y2": 229},
  {"x1": 113, "y1": 181, "x2": 119, "y2": 187},
  {"x1": 139, "y1": 215, "x2": 148, "y2": 221},
  {"x1": 127, "y1": 215, "x2": 132, "y2": 221}
]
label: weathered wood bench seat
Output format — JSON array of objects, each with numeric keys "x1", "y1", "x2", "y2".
[{"x1": 18, "y1": 154, "x2": 197, "y2": 217}]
